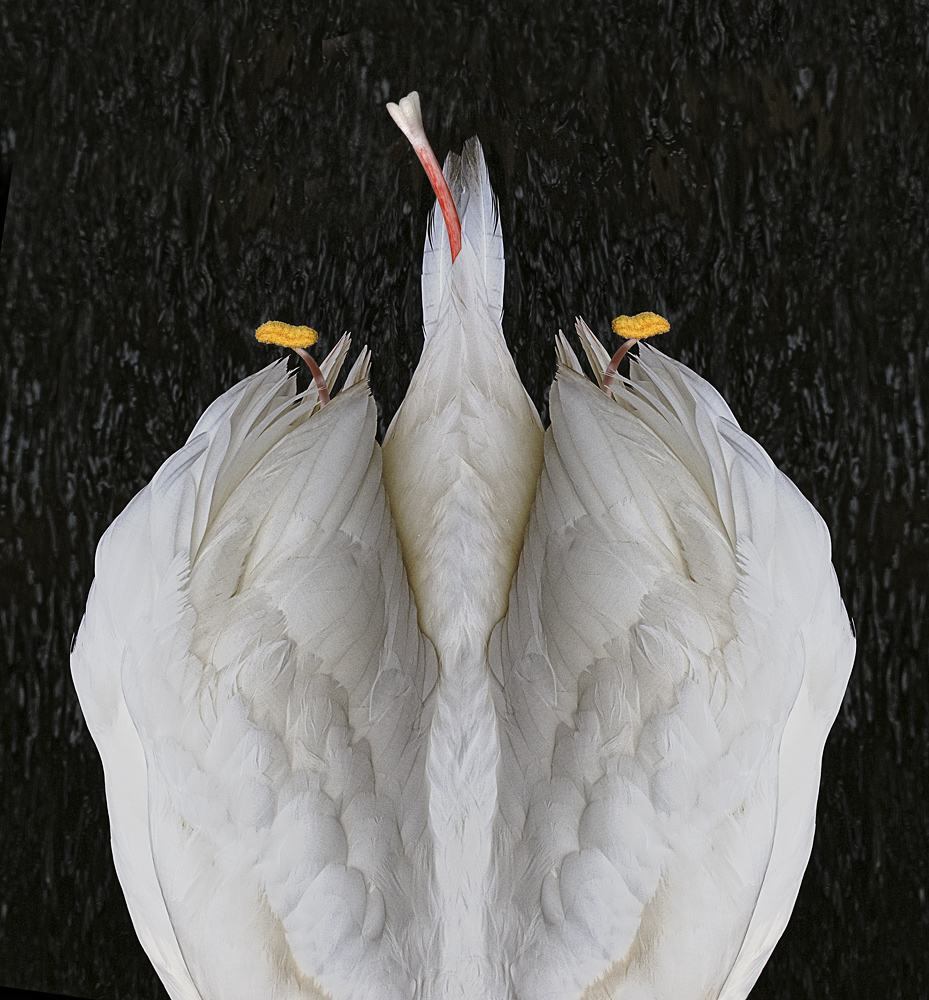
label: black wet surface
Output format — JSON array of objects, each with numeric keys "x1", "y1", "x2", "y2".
[{"x1": 1, "y1": 1, "x2": 927, "y2": 997}]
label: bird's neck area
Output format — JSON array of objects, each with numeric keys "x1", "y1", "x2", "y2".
[
  {"x1": 381, "y1": 301, "x2": 543, "y2": 665},
  {"x1": 381, "y1": 293, "x2": 542, "y2": 988}
]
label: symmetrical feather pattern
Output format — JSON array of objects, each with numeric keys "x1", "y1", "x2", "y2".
[{"x1": 71, "y1": 133, "x2": 854, "y2": 1000}]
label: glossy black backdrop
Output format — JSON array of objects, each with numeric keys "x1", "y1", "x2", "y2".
[{"x1": 1, "y1": 1, "x2": 927, "y2": 997}]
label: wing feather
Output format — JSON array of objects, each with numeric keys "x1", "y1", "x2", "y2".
[
  {"x1": 489, "y1": 343, "x2": 854, "y2": 1000},
  {"x1": 72, "y1": 361, "x2": 438, "y2": 1000}
]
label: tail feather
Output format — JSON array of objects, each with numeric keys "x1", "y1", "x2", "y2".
[
  {"x1": 421, "y1": 138, "x2": 503, "y2": 341},
  {"x1": 460, "y1": 138, "x2": 504, "y2": 318}
]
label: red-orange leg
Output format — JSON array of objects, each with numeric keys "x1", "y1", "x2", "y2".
[
  {"x1": 408, "y1": 136, "x2": 462, "y2": 262},
  {"x1": 387, "y1": 93, "x2": 462, "y2": 262}
]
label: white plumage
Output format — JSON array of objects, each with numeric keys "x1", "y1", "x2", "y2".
[{"x1": 71, "y1": 93, "x2": 854, "y2": 1000}]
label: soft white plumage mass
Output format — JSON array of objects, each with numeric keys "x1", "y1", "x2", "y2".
[{"x1": 71, "y1": 93, "x2": 855, "y2": 1000}]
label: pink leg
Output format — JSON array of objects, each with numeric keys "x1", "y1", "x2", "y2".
[
  {"x1": 602, "y1": 340, "x2": 634, "y2": 396},
  {"x1": 294, "y1": 347, "x2": 330, "y2": 406}
]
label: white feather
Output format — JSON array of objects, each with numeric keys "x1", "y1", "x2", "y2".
[
  {"x1": 74, "y1": 364, "x2": 439, "y2": 1000},
  {"x1": 422, "y1": 140, "x2": 503, "y2": 341},
  {"x1": 487, "y1": 347, "x2": 852, "y2": 999},
  {"x1": 384, "y1": 136, "x2": 543, "y2": 998}
]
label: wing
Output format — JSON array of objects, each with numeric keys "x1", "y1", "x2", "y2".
[
  {"x1": 488, "y1": 336, "x2": 855, "y2": 1000},
  {"x1": 71, "y1": 348, "x2": 439, "y2": 1000}
]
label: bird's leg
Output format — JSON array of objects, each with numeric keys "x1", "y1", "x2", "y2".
[
  {"x1": 602, "y1": 340, "x2": 635, "y2": 396},
  {"x1": 602, "y1": 312, "x2": 671, "y2": 396},
  {"x1": 254, "y1": 320, "x2": 330, "y2": 406},
  {"x1": 387, "y1": 91, "x2": 462, "y2": 262},
  {"x1": 293, "y1": 347, "x2": 331, "y2": 407}
]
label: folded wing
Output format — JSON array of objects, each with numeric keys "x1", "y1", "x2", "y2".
[
  {"x1": 489, "y1": 336, "x2": 855, "y2": 1000},
  {"x1": 71, "y1": 351, "x2": 438, "y2": 1000}
]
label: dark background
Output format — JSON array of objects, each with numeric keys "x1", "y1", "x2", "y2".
[{"x1": 2, "y1": 1, "x2": 927, "y2": 997}]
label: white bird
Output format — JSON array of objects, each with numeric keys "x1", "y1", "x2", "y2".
[{"x1": 70, "y1": 92, "x2": 855, "y2": 1000}]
